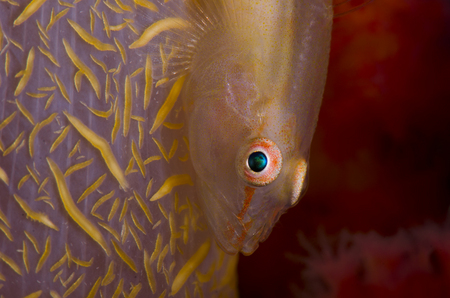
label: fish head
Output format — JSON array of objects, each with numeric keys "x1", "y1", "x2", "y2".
[
  {"x1": 183, "y1": 49, "x2": 317, "y2": 255},
  {"x1": 181, "y1": 0, "x2": 332, "y2": 255}
]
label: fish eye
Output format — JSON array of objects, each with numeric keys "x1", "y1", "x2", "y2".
[
  {"x1": 236, "y1": 138, "x2": 282, "y2": 187},
  {"x1": 248, "y1": 152, "x2": 267, "y2": 172}
]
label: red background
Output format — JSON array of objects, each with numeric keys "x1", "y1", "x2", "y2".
[{"x1": 238, "y1": 0, "x2": 450, "y2": 296}]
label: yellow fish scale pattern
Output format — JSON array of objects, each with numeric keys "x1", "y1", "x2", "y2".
[{"x1": 0, "y1": 0, "x2": 238, "y2": 297}]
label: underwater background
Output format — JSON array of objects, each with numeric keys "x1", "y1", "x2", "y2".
[{"x1": 238, "y1": 0, "x2": 450, "y2": 297}]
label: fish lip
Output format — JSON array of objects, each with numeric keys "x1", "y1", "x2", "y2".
[
  {"x1": 213, "y1": 209, "x2": 277, "y2": 255},
  {"x1": 240, "y1": 223, "x2": 267, "y2": 255},
  {"x1": 198, "y1": 179, "x2": 284, "y2": 255}
]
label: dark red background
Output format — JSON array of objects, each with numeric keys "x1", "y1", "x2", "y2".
[{"x1": 238, "y1": 0, "x2": 450, "y2": 296}]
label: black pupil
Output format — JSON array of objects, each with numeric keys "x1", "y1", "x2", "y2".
[{"x1": 248, "y1": 152, "x2": 268, "y2": 172}]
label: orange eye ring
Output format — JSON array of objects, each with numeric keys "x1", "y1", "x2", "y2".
[{"x1": 236, "y1": 137, "x2": 283, "y2": 187}]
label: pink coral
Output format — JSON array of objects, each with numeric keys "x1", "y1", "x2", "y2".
[{"x1": 299, "y1": 221, "x2": 450, "y2": 297}]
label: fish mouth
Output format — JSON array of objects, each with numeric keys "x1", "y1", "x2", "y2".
[
  {"x1": 214, "y1": 191, "x2": 284, "y2": 255},
  {"x1": 197, "y1": 180, "x2": 285, "y2": 255},
  {"x1": 217, "y1": 207, "x2": 279, "y2": 255}
]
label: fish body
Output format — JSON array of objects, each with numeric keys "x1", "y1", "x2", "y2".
[{"x1": 0, "y1": 0, "x2": 332, "y2": 296}]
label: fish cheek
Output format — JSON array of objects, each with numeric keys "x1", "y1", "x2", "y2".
[{"x1": 186, "y1": 95, "x2": 248, "y2": 189}]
